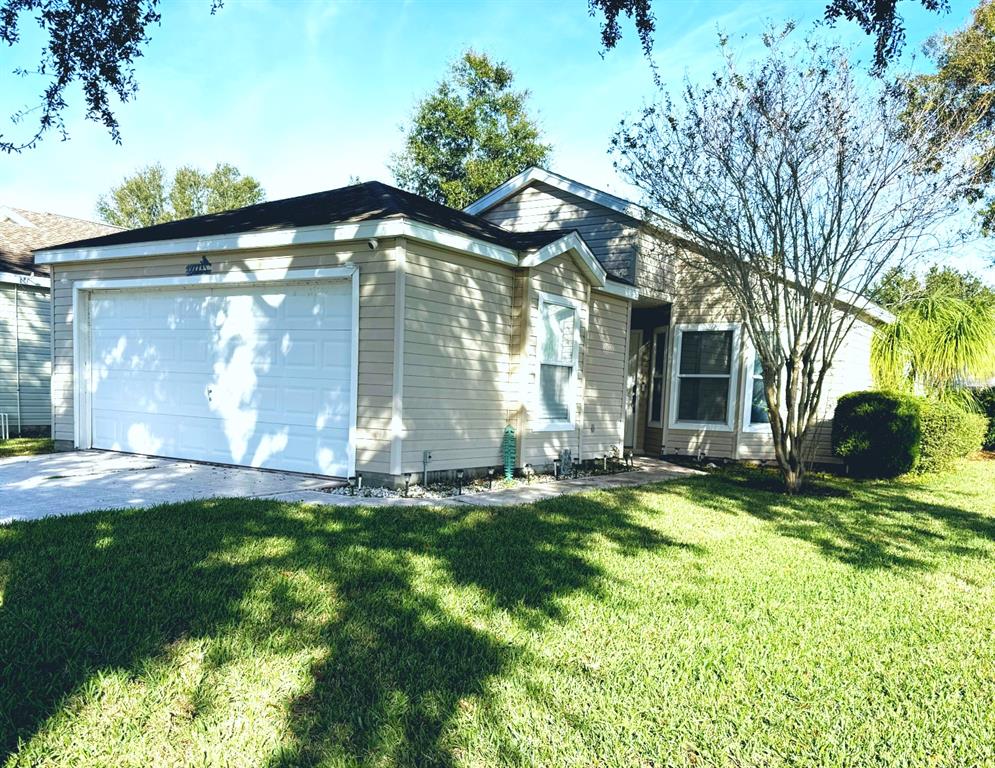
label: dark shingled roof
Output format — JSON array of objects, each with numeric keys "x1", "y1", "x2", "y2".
[{"x1": 34, "y1": 181, "x2": 570, "y2": 255}]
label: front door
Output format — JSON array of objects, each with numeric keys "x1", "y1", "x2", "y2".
[{"x1": 624, "y1": 329, "x2": 642, "y2": 448}]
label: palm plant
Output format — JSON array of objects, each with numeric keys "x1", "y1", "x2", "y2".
[{"x1": 872, "y1": 288, "x2": 995, "y2": 404}]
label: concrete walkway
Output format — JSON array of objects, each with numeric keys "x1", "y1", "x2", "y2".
[
  {"x1": 0, "y1": 451, "x2": 331, "y2": 524},
  {"x1": 0, "y1": 451, "x2": 701, "y2": 524}
]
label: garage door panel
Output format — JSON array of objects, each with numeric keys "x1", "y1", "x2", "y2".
[{"x1": 87, "y1": 280, "x2": 354, "y2": 476}]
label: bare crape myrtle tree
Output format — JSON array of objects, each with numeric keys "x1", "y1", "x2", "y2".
[{"x1": 613, "y1": 27, "x2": 975, "y2": 491}]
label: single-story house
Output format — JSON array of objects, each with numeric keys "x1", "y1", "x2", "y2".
[
  {"x1": 32, "y1": 170, "x2": 889, "y2": 483},
  {"x1": 1, "y1": 205, "x2": 118, "y2": 437}
]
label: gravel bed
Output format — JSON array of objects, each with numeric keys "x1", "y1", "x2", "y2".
[{"x1": 324, "y1": 464, "x2": 638, "y2": 499}]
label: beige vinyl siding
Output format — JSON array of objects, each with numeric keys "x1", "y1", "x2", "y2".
[
  {"x1": 0, "y1": 282, "x2": 51, "y2": 429},
  {"x1": 49, "y1": 241, "x2": 396, "y2": 474},
  {"x1": 481, "y1": 181, "x2": 641, "y2": 284},
  {"x1": 399, "y1": 241, "x2": 516, "y2": 473},
  {"x1": 736, "y1": 317, "x2": 876, "y2": 465},
  {"x1": 583, "y1": 292, "x2": 629, "y2": 457},
  {"x1": 522, "y1": 253, "x2": 590, "y2": 468},
  {"x1": 663, "y1": 258, "x2": 741, "y2": 458}
]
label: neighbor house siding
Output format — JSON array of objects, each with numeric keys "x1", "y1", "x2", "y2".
[
  {"x1": 0, "y1": 282, "x2": 50, "y2": 430},
  {"x1": 49, "y1": 241, "x2": 397, "y2": 475},
  {"x1": 399, "y1": 241, "x2": 516, "y2": 474},
  {"x1": 481, "y1": 181, "x2": 642, "y2": 284}
]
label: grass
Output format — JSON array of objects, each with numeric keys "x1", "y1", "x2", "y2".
[
  {"x1": 1, "y1": 460, "x2": 994, "y2": 767},
  {"x1": 0, "y1": 438, "x2": 54, "y2": 459}
]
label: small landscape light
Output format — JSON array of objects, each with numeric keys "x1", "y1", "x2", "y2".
[
  {"x1": 553, "y1": 458, "x2": 561, "y2": 480},
  {"x1": 524, "y1": 463, "x2": 534, "y2": 483},
  {"x1": 456, "y1": 468, "x2": 465, "y2": 495},
  {"x1": 356, "y1": 473, "x2": 363, "y2": 491},
  {"x1": 347, "y1": 476, "x2": 356, "y2": 496},
  {"x1": 404, "y1": 473, "x2": 412, "y2": 497},
  {"x1": 487, "y1": 467, "x2": 495, "y2": 489}
]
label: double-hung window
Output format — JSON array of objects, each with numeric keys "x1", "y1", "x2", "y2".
[
  {"x1": 535, "y1": 293, "x2": 580, "y2": 430},
  {"x1": 647, "y1": 328, "x2": 668, "y2": 426},
  {"x1": 669, "y1": 324, "x2": 739, "y2": 430}
]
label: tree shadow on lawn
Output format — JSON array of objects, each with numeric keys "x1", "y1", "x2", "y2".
[
  {"x1": 0, "y1": 490, "x2": 691, "y2": 766},
  {"x1": 662, "y1": 465, "x2": 995, "y2": 570}
]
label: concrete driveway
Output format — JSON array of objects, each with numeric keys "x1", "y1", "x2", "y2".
[{"x1": 0, "y1": 451, "x2": 336, "y2": 524}]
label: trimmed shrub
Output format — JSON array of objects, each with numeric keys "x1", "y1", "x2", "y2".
[
  {"x1": 917, "y1": 399, "x2": 988, "y2": 473},
  {"x1": 975, "y1": 387, "x2": 995, "y2": 451},
  {"x1": 832, "y1": 391, "x2": 922, "y2": 477}
]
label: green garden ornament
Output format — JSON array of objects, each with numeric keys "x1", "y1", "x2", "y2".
[{"x1": 502, "y1": 424, "x2": 516, "y2": 480}]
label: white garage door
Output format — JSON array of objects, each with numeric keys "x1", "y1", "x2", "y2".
[{"x1": 86, "y1": 279, "x2": 354, "y2": 476}]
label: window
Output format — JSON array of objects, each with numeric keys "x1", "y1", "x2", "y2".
[
  {"x1": 669, "y1": 325, "x2": 739, "y2": 430},
  {"x1": 743, "y1": 336, "x2": 777, "y2": 431},
  {"x1": 748, "y1": 351, "x2": 769, "y2": 426},
  {"x1": 535, "y1": 294, "x2": 579, "y2": 429},
  {"x1": 647, "y1": 328, "x2": 667, "y2": 426}
]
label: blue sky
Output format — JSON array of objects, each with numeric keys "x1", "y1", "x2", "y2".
[{"x1": 0, "y1": 0, "x2": 988, "y2": 278}]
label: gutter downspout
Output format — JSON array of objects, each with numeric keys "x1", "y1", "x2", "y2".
[{"x1": 14, "y1": 283, "x2": 21, "y2": 434}]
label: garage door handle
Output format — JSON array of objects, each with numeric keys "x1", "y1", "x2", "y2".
[{"x1": 206, "y1": 387, "x2": 213, "y2": 402}]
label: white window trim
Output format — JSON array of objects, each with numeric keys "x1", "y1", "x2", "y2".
[
  {"x1": 667, "y1": 323, "x2": 740, "y2": 432},
  {"x1": 532, "y1": 291, "x2": 583, "y2": 432},
  {"x1": 646, "y1": 326, "x2": 668, "y2": 427},
  {"x1": 741, "y1": 341, "x2": 771, "y2": 433}
]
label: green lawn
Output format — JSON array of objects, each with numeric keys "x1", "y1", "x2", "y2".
[
  {"x1": 2, "y1": 460, "x2": 994, "y2": 767},
  {"x1": 0, "y1": 438, "x2": 53, "y2": 459}
]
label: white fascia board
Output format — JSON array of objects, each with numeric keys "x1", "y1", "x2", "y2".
[
  {"x1": 71, "y1": 266, "x2": 356, "y2": 292},
  {"x1": 520, "y1": 231, "x2": 607, "y2": 287},
  {"x1": 594, "y1": 280, "x2": 639, "y2": 301},
  {"x1": 34, "y1": 218, "x2": 518, "y2": 267},
  {"x1": 0, "y1": 270, "x2": 49, "y2": 288},
  {"x1": 464, "y1": 167, "x2": 651, "y2": 221}
]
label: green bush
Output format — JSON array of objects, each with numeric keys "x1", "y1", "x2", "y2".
[
  {"x1": 832, "y1": 391, "x2": 922, "y2": 478},
  {"x1": 975, "y1": 388, "x2": 995, "y2": 451},
  {"x1": 917, "y1": 399, "x2": 988, "y2": 473}
]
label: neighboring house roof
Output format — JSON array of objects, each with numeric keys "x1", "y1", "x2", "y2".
[
  {"x1": 466, "y1": 167, "x2": 893, "y2": 324},
  {"x1": 0, "y1": 205, "x2": 120, "y2": 277}
]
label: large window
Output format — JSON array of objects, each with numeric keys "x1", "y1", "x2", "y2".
[
  {"x1": 535, "y1": 294, "x2": 579, "y2": 429},
  {"x1": 669, "y1": 325, "x2": 739, "y2": 430},
  {"x1": 647, "y1": 328, "x2": 667, "y2": 426}
]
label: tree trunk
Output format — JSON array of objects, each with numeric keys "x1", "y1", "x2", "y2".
[{"x1": 771, "y1": 428, "x2": 807, "y2": 493}]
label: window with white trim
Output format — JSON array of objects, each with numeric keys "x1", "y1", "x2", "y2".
[
  {"x1": 743, "y1": 334, "x2": 777, "y2": 431},
  {"x1": 670, "y1": 325, "x2": 738, "y2": 429},
  {"x1": 536, "y1": 295, "x2": 579, "y2": 428},
  {"x1": 748, "y1": 352, "x2": 768, "y2": 425},
  {"x1": 647, "y1": 328, "x2": 667, "y2": 426}
]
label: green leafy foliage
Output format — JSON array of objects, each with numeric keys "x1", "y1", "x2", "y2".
[
  {"x1": 0, "y1": 0, "x2": 221, "y2": 153},
  {"x1": 833, "y1": 391, "x2": 923, "y2": 477},
  {"x1": 905, "y1": 0, "x2": 995, "y2": 235},
  {"x1": 825, "y1": 0, "x2": 949, "y2": 74},
  {"x1": 917, "y1": 399, "x2": 987, "y2": 472},
  {"x1": 97, "y1": 162, "x2": 264, "y2": 228},
  {"x1": 871, "y1": 271, "x2": 995, "y2": 400},
  {"x1": 975, "y1": 387, "x2": 995, "y2": 449},
  {"x1": 389, "y1": 50, "x2": 552, "y2": 209}
]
